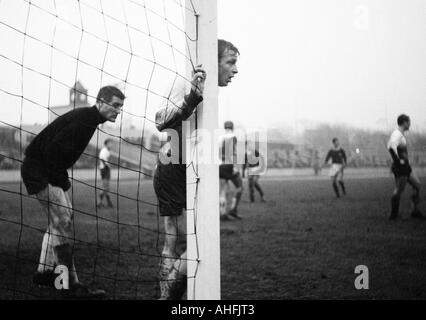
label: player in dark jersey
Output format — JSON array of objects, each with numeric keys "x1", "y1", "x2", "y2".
[
  {"x1": 387, "y1": 114, "x2": 424, "y2": 220},
  {"x1": 324, "y1": 138, "x2": 347, "y2": 198},
  {"x1": 21, "y1": 85, "x2": 125, "y2": 298}
]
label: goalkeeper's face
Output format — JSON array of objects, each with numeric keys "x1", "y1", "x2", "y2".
[
  {"x1": 99, "y1": 96, "x2": 124, "y2": 122},
  {"x1": 218, "y1": 49, "x2": 239, "y2": 87}
]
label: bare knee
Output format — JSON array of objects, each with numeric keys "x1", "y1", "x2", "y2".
[
  {"x1": 56, "y1": 208, "x2": 73, "y2": 234},
  {"x1": 164, "y1": 216, "x2": 178, "y2": 233},
  {"x1": 163, "y1": 216, "x2": 180, "y2": 255},
  {"x1": 393, "y1": 188, "x2": 403, "y2": 197}
]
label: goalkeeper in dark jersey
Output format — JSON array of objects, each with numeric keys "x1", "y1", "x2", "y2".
[
  {"x1": 387, "y1": 114, "x2": 424, "y2": 220},
  {"x1": 21, "y1": 86, "x2": 125, "y2": 298},
  {"x1": 324, "y1": 138, "x2": 347, "y2": 198}
]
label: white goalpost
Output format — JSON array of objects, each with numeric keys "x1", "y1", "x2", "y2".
[
  {"x1": 0, "y1": 0, "x2": 220, "y2": 299},
  {"x1": 185, "y1": 0, "x2": 220, "y2": 300}
]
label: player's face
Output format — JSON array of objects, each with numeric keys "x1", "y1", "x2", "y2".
[
  {"x1": 333, "y1": 140, "x2": 339, "y2": 148},
  {"x1": 404, "y1": 120, "x2": 411, "y2": 131},
  {"x1": 218, "y1": 49, "x2": 238, "y2": 87},
  {"x1": 99, "y1": 96, "x2": 124, "y2": 122}
]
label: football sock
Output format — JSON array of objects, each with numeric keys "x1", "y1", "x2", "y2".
[
  {"x1": 37, "y1": 232, "x2": 55, "y2": 273},
  {"x1": 159, "y1": 254, "x2": 177, "y2": 299},
  {"x1": 391, "y1": 194, "x2": 400, "y2": 217},
  {"x1": 53, "y1": 244, "x2": 78, "y2": 286},
  {"x1": 255, "y1": 183, "x2": 264, "y2": 197},
  {"x1": 338, "y1": 181, "x2": 346, "y2": 195},
  {"x1": 332, "y1": 182, "x2": 340, "y2": 197}
]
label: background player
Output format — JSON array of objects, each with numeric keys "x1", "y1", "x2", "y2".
[
  {"x1": 21, "y1": 86, "x2": 125, "y2": 298},
  {"x1": 97, "y1": 138, "x2": 113, "y2": 208},
  {"x1": 243, "y1": 146, "x2": 266, "y2": 203},
  {"x1": 154, "y1": 67, "x2": 206, "y2": 299},
  {"x1": 324, "y1": 138, "x2": 347, "y2": 198},
  {"x1": 219, "y1": 120, "x2": 243, "y2": 220},
  {"x1": 388, "y1": 114, "x2": 424, "y2": 220},
  {"x1": 154, "y1": 39, "x2": 239, "y2": 299}
]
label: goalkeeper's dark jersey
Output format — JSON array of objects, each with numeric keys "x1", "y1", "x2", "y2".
[{"x1": 24, "y1": 106, "x2": 106, "y2": 191}]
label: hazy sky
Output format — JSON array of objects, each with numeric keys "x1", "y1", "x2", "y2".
[
  {"x1": 218, "y1": 0, "x2": 426, "y2": 132},
  {"x1": 0, "y1": 0, "x2": 425, "y2": 133}
]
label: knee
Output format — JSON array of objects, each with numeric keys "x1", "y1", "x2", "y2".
[
  {"x1": 236, "y1": 183, "x2": 243, "y2": 193},
  {"x1": 392, "y1": 193, "x2": 401, "y2": 200},
  {"x1": 164, "y1": 216, "x2": 178, "y2": 232},
  {"x1": 57, "y1": 214, "x2": 73, "y2": 233}
]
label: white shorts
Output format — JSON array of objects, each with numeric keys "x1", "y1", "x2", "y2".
[{"x1": 329, "y1": 164, "x2": 344, "y2": 179}]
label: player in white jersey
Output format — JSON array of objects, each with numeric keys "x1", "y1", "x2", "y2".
[
  {"x1": 387, "y1": 114, "x2": 424, "y2": 220},
  {"x1": 97, "y1": 139, "x2": 113, "y2": 208},
  {"x1": 219, "y1": 121, "x2": 243, "y2": 220},
  {"x1": 243, "y1": 147, "x2": 266, "y2": 203}
]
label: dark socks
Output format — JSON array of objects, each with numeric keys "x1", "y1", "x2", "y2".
[
  {"x1": 390, "y1": 194, "x2": 400, "y2": 218},
  {"x1": 255, "y1": 184, "x2": 264, "y2": 197},
  {"x1": 338, "y1": 181, "x2": 346, "y2": 195},
  {"x1": 332, "y1": 182, "x2": 340, "y2": 198},
  {"x1": 234, "y1": 191, "x2": 242, "y2": 209},
  {"x1": 106, "y1": 195, "x2": 113, "y2": 207}
]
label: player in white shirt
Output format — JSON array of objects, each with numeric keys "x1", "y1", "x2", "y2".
[
  {"x1": 98, "y1": 139, "x2": 113, "y2": 208},
  {"x1": 387, "y1": 114, "x2": 424, "y2": 220},
  {"x1": 219, "y1": 121, "x2": 243, "y2": 220},
  {"x1": 243, "y1": 147, "x2": 266, "y2": 203}
]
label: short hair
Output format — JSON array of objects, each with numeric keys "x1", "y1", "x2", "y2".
[
  {"x1": 96, "y1": 86, "x2": 125, "y2": 104},
  {"x1": 224, "y1": 121, "x2": 234, "y2": 130},
  {"x1": 397, "y1": 114, "x2": 410, "y2": 126},
  {"x1": 332, "y1": 137, "x2": 338, "y2": 143},
  {"x1": 104, "y1": 138, "x2": 112, "y2": 146},
  {"x1": 218, "y1": 39, "x2": 240, "y2": 61}
]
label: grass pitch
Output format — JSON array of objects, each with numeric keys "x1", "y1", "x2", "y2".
[{"x1": 1, "y1": 173, "x2": 425, "y2": 299}]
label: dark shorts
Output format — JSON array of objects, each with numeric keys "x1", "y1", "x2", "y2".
[
  {"x1": 21, "y1": 157, "x2": 70, "y2": 195},
  {"x1": 392, "y1": 163, "x2": 412, "y2": 178},
  {"x1": 153, "y1": 162, "x2": 186, "y2": 217},
  {"x1": 100, "y1": 166, "x2": 111, "y2": 180},
  {"x1": 21, "y1": 158, "x2": 49, "y2": 195},
  {"x1": 219, "y1": 164, "x2": 242, "y2": 188}
]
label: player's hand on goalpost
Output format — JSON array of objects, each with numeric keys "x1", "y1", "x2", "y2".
[{"x1": 191, "y1": 64, "x2": 206, "y2": 97}]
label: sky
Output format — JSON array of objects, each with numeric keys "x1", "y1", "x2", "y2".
[
  {"x1": 0, "y1": 0, "x2": 425, "y2": 134},
  {"x1": 218, "y1": 0, "x2": 426, "y2": 133}
]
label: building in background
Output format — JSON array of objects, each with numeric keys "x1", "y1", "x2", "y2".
[{"x1": 49, "y1": 81, "x2": 90, "y2": 123}]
